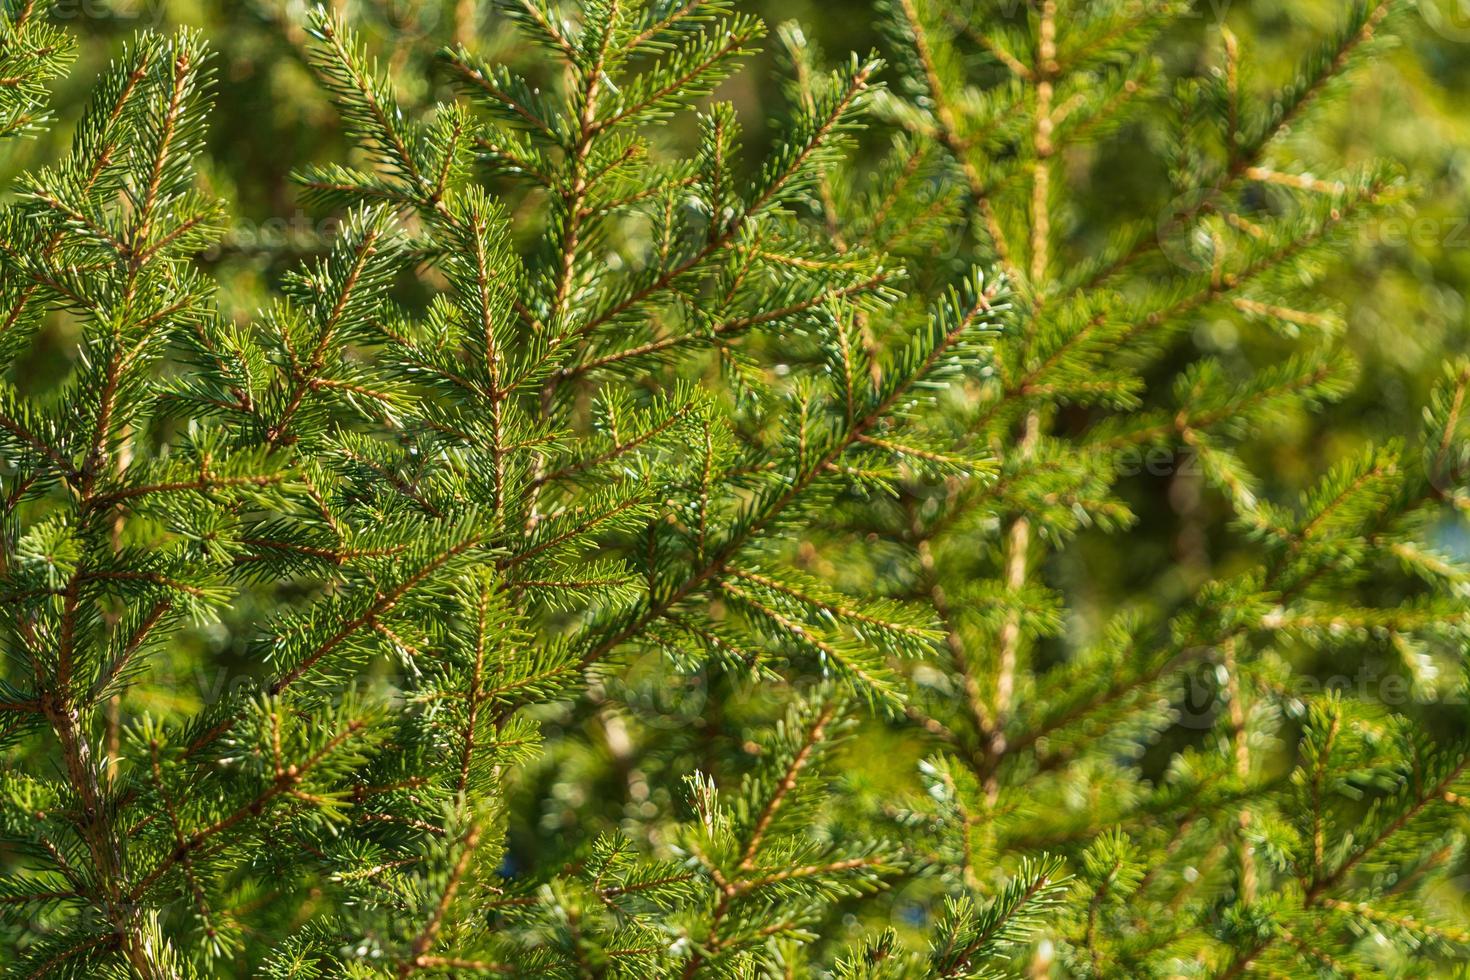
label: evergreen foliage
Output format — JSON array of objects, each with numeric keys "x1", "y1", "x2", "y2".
[{"x1": 0, "y1": 0, "x2": 1465, "y2": 977}]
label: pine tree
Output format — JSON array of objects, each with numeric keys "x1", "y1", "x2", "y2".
[{"x1": 0, "y1": 0, "x2": 1465, "y2": 978}]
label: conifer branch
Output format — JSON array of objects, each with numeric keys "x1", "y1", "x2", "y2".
[
  {"x1": 0, "y1": 2, "x2": 1460, "y2": 975},
  {"x1": 891, "y1": 0, "x2": 1017, "y2": 280}
]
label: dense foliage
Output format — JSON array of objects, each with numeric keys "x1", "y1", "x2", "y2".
[{"x1": 0, "y1": 0, "x2": 1468, "y2": 976}]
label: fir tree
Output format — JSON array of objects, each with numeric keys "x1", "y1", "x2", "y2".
[{"x1": 0, "y1": 0, "x2": 1465, "y2": 978}]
